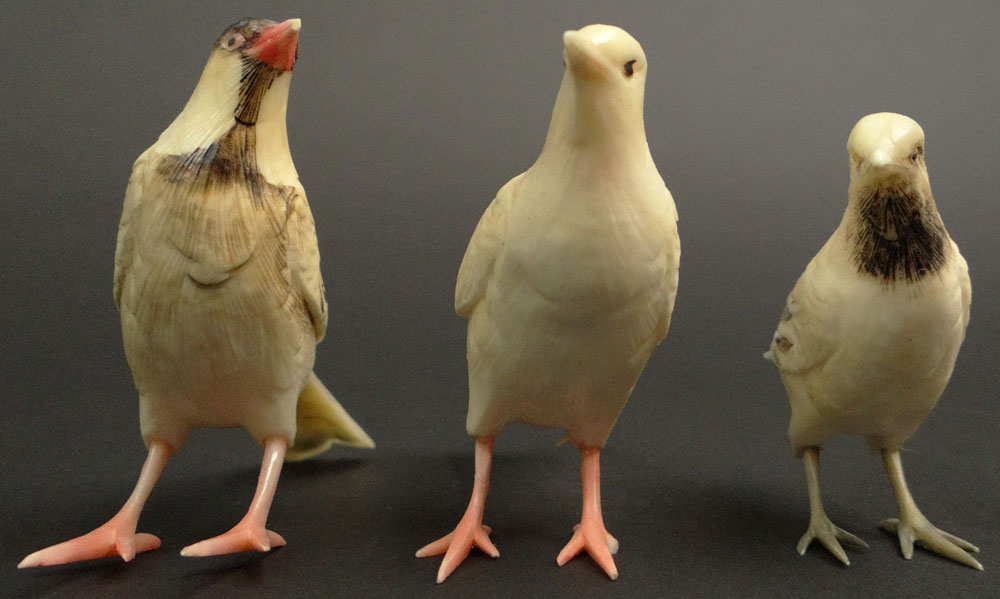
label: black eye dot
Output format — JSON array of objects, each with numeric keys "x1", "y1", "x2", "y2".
[
  {"x1": 224, "y1": 31, "x2": 248, "y2": 49},
  {"x1": 624, "y1": 59, "x2": 636, "y2": 76}
]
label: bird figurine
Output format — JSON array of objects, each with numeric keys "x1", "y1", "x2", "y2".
[
  {"x1": 417, "y1": 24, "x2": 680, "y2": 582},
  {"x1": 19, "y1": 17, "x2": 374, "y2": 568},
  {"x1": 766, "y1": 112, "x2": 980, "y2": 569}
]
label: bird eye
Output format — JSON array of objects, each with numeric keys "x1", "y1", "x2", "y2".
[
  {"x1": 624, "y1": 59, "x2": 636, "y2": 77},
  {"x1": 910, "y1": 146, "x2": 923, "y2": 162},
  {"x1": 223, "y1": 32, "x2": 246, "y2": 49}
]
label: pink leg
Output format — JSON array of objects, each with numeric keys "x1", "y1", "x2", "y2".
[
  {"x1": 416, "y1": 436, "x2": 498, "y2": 583},
  {"x1": 18, "y1": 441, "x2": 171, "y2": 568},
  {"x1": 556, "y1": 446, "x2": 619, "y2": 580},
  {"x1": 180, "y1": 436, "x2": 288, "y2": 557}
]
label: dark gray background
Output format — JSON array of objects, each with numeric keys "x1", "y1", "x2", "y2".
[{"x1": 2, "y1": 1, "x2": 997, "y2": 597}]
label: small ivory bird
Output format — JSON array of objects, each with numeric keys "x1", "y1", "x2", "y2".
[
  {"x1": 766, "y1": 113, "x2": 980, "y2": 569},
  {"x1": 417, "y1": 25, "x2": 680, "y2": 582},
  {"x1": 19, "y1": 18, "x2": 374, "y2": 568}
]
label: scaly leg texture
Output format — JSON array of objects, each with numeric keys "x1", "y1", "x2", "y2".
[
  {"x1": 796, "y1": 447, "x2": 868, "y2": 566},
  {"x1": 416, "y1": 436, "x2": 498, "y2": 583},
  {"x1": 181, "y1": 436, "x2": 288, "y2": 557},
  {"x1": 556, "y1": 446, "x2": 620, "y2": 580},
  {"x1": 18, "y1": 441, "x2": 171, "y2": 568},
  {"x1": 878, "y1": 449, "x2": 981, "y2": 570}
]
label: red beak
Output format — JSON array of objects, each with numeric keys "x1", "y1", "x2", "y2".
[{"x1": 247, "y1": 18, "x2": 300, "y2": 71}]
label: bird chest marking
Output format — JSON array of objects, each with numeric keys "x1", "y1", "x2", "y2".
[
  {"x1": 158, "y1": 124, "x2": 294, "y2": 216},
  {"x1": 155, "y1": 125, "x2": 297, "y2": 285},
  {"x1": 851, "y1": 184, "x2": 946, "y2": 285}
]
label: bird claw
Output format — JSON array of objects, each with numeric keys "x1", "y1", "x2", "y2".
[
  {"x1": 879, "y1": 515, "x2": 982, "y2": 570},
  {"x1": 180, "y1": 521, "x2": 286, "y2": 557},
  {"x1": 570, "y1": 522, "x2": 619, "y2": 555},
  {"x1": 797, "y1": 515, "x2": 867, "y2": 566},
  {"x1": 557, "y1": 518, "x2": 619, "y2": 580},
  {"x1": 416, "y1": 516, "x2": 498, "y2": 584},
  {"x1": 18, "y1": 516, "x2": 161, "y2": 568}
]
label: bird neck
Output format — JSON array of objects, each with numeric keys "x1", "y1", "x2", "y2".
[
  {"x1": 536, "y1": 73, "x2": 649, "y2": 167},
  {"x1": 155, "y1": 51, "x2": 243, "y2": 155},
  {"x1": 152, "y1": 53, "x2": 299, "y2": 187},
  {"x1": 844, "y1": 171, "x2": 949, "y2": 285},
  {"x1": 247, "y1": 74, "x2": 298, "y2": 187}
]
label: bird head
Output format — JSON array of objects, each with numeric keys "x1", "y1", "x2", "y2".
[
  {"x1": 206, "y1": 18, "x2": 301, "y2": 125},
  {"x1": 562, "y1": 25, "x2": 647, "y2": 87},
  {"x1": 847, "y1": 112, "x2": 927, "y2": 184},
  {"x1": 847, "y1": 112, "x2": 937, "y2": 211},
  {"x1": 846, "y1": 112, "x2": 934, "y2": 216},
  {"x1": 154, "y1": 18, "x2": 301, "y2": 156},
  {"x1": 545, "y1": 25, "x2": 649, "y2": 152}
]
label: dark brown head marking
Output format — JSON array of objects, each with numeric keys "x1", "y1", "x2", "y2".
[
  {"x1": 214, "y1": 18, "x2": 283, "y2": 125},
  {"x1": 215, "y1": 18, "x2": 273, "y2": 51},
  {"x1": 234, "y1": 56, "x2": 279, "y2": 125}
]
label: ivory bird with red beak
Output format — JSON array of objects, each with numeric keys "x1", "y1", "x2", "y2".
[{"x1": 20, "y1": 17, "x2": 373, "y2": 568}]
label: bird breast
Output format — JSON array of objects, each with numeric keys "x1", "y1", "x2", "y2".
[
  {"x1": 823, "y1": 238, "x2": 966, "y2": 380},
  {"x1": 153, "y1": 125, "x2": 294, "y2": 283},
  {"x1": 120, "y1": 145, "x2": 308, "y2": 399},
  {"x1": 503, "y1": 170, "x2": 675, "y2": 320}
]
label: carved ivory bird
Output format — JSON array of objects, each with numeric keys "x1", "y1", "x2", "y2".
[
  {"x1": 20, "y1": 18, "x2": 374, "y2": 568},
  {"x1": 766, "y1": 112, "x2": 979, "y2": 569},
  {"x1": 417, "y1": 24, "x2": 680, "y2": 582}
]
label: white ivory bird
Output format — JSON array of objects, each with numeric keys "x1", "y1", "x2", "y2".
[
  {"x1": 417, "y1": 24, "x2": 680, "y2": 582},
  {"x1": 19, "y1": 17, "x2": 374, "y2": 569},
  {"x1": 766, "y1": 112, "x2": 980, "y2": 569}
]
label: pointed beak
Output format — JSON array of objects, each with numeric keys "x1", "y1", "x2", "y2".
[
  {"x1": 563, "y1": 30, "x2": 604, "y2": 80},
  {"x1": 867, "y1": 148, "x2": 892, "y2": 170},
  {"x1": 563, "y1": 29, "x2": 582, "y2": 47},
  {"x1": 247, "y1": 18, "x2": 301, "y2": 72}
]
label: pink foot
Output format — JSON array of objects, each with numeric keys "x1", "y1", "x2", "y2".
[
  {"x1": 557, "y1": 445, "x2": 619, "y2": 580},
  {"x1": 180, "y1": 520, "x2": 286, "y2": 557},
  {"x1": 19, "y1": 441, "x2": 171, "y2": 569},
  {"x1": 18, "y1": 513, "x2": 161, "y2": 568},
  {"x1": 416, "y1": 436, "x2": 497, "y2": 583},
  {"x1": 181, "y1": 437, "x2": 290, "y2": 558},
  {"x1": 556, "y1": 518, "x2": 619, "y2": 580},
  {"x1": 416, "y1": 516, "x2": 498, "y2": 583}
]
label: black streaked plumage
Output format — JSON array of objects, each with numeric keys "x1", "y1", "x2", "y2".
[
  {"x1": 851, "y1": 180, "x2": 946, "y2": 285},
  {"x1": 157, "y1": 124, "x2": 293, "y2": 210}
]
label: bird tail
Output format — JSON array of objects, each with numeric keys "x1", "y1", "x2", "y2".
[{"x1": 286, "y1": 371, "x2": 376, "y2": 462}]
